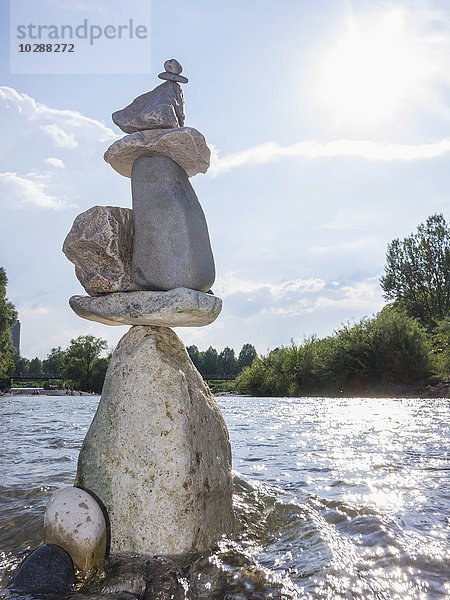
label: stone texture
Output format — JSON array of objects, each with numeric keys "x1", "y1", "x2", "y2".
[
  {"x1": 44, "y1": 486, "x2": 107, "y2": 577},
  {"x1": 63, "y1": 206, "x2": 140, "y2": 297},
  {"x1": 164, "y1": 58, "x2": 183, "y2": 74},
  {"x1": 132, "y1": 156, "x2": 215, "y2": 292},
  {"x1": 69, "y1": 288, "x2": 222, "y2": 327},
  {"x1": 112, "y1": 81, "x2": 185, "y2": 134},
  {"x1": 104, "y1": 127, "x2": 210, "y2": 178},
  {"x1": 76, "y1": 325, "x2": 234, "y2": 555},
  {"x1": 158, "y1": 72, "x2": 189, "y2": 84},
  {"x1": 9, "y1": 544, "x2": 75, "y2": 593}
]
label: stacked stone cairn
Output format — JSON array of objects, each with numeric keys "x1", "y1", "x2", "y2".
[{"x1": 9, "y1": 59, "x2": 234, "y2": 594}]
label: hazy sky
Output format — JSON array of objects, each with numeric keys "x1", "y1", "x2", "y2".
[{"x1": 1, "y1": 0, "x2": 449, "y2": 359}]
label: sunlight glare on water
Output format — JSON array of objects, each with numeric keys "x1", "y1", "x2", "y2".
[{"x1": 0, "y1": 394, "x2": 448, "y2": 599}]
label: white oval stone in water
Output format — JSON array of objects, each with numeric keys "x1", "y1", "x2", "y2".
[{"x1": 44, "y1": 487, "x2": 106, "y2": 577}]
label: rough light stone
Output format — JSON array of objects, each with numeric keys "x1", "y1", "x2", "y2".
[
  {"x1": 104, "y1": 127, "x2": 210, "y2": 178},
  {"x1": 9, "y1": 545, "x2": 75, "y2": 593},
  {"x1": 44, "y1": 486, "x2": 107, "y2": 577},
  {"x1": 132, "y1": 156, "x2": 215, "y2": 292},
  {"x1": 69, "y1": 288, "x2": 222, "y2": 327},
  {"x1": 76, "y1": 325, "x2": 234, "y2": 555},
  {"x1": 112, "y1": 81, "x2": 185, "y2": 134},
  {"x1": 63, "y1": 206, "x2": 141, "y2": 297}
]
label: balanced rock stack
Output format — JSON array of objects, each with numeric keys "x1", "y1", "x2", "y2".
[{"x1": 62, "y1": 60, "x2": 234, "y2": 556}]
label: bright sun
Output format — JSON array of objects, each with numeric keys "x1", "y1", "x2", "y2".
[{"x1": 315, "y1": 10, "x2": 428, "y2": 131}]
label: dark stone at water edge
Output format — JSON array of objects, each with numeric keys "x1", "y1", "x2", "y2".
[
  {"x1": 131, "y1": 155, "x2": 216, "y2": 293},
  {"x1": 9, "y1": 544, "x2": 75, "y2": 593}
]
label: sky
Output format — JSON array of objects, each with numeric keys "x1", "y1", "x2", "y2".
[{"x1": 0, "y1": 0, "x2": 449, "y2": 359}]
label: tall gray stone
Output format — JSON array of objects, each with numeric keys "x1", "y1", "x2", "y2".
[
  {"x1": 131, "y1": 155, "x2": 215, "y2": 292},
  {"x1": 112, "y1": 81, "x2": 185, "y2": 133},
  {"x1": 76, "y1": 325, "x2": 234, "y2": 555}
]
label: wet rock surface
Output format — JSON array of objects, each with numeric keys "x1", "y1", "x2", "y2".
[
  {"x1": 9, "y1": 544, "x2": 75, "y2": 593},
  {"x1": 44, "y1": 486, "x2": 107, "y2": 577}
]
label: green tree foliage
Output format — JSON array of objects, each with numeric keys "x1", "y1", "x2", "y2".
[
  {"x1": 0, "y1": 268, "x2": 18, "y2": 377},
  {"x1": 202, "y1": 346, "x2": 219, "y2": 375},
  {"x1": 28, "y1": 357, "x2": 43, "y2": 376},
  {"x1": 238, "y1": 343, "x2": 257, "y2": 370},
  {"x1": 218, "y1": 346, "x2": 238, "y2": 376},
  {"x1": 186, "y1": 345, "x2": 203, "y2": 373},
  {"x1": 12, "y1": 351, "x2": 30, "y2": 376},
  {"x1": 236, "y1": 309, "x2": 432, "y2": 397},
  {"x1": 63, "y1": 335, "x2": 108, "y2": 393},
  {"x1": 380, "y1": 214, "x2": 450, "y2": 328},
  {"x1": 430, "y1": 317, "x2": 450, "y2": 377},
  {"x1": 42, "y1": 346, "x2": 67, "y2": 374}
]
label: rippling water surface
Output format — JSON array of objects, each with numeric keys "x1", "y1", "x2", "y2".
[{"x1": 0, "y1": 394, "x2": 448, "y2": 599}]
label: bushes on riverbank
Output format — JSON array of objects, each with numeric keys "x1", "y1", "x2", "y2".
[{"x1": 236, "y1": 308, "x2": 435, "y2": 397}]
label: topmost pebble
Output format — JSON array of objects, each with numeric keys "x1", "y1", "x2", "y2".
[
  {"x1": 164, "y1": 59, "x2": 183, "y2": 75},
  {"x1": 158, "y1": 58, "x2": 188, "y2": 84}
]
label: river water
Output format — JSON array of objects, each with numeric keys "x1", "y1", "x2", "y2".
[{"x1": 0, "y1": 394, "x2": 448, "y2": 599}]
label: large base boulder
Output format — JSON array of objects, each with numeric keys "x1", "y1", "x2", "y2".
[{"x1": 76, "y1": 325, "x2": 234, "y2": 555}]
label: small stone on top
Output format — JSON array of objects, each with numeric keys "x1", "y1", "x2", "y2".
[
  {"x1": 164, "y1": 58, "x2": 183, "y2": 74},
  {"x1": 158, "y1": 58, "x2": 188, "y2": 83}
]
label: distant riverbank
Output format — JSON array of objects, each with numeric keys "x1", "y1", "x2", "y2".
[{"x1": 0, "y1": 388, "x2": 95, "y2": 397}]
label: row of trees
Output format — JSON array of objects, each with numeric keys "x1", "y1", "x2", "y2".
[
  {"x1": 12, "y1": 336, "x2": 109, "y2": 393},
  {"x1": 186, "y1": 343, "x2": 257, "y2": 378},
  {"x1": 1, "y1": 213, "x2": 448, "y2": 396},
  {"x1": 237, "y1": 214, "x2": 450, "y2": 396},
  {"x1": 11, "y1": 339, "x2": 258, "y2": 392},
  {"x1": 0, "y1": 268, "x2": 18, "y2": 378},
  {"x1": 236, "y1": 307, "x2": 434, "y2": 396}
]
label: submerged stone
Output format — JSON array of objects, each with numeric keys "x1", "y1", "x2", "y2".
[
  {"x1": 76, "y1": 325, "x2": 234, "y2": 555},
  {"x1": 131, "y1": 155, "x2": 215, "y2": 292},
  {"x1": 44, "y1": 486, "x2": 107, "y2": 577},
  {"x1": 9, "y1": 544, "x2": 75, "y2": 593}
]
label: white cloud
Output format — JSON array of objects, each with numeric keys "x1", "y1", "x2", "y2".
[
  {"x1": 0, "y1": 87, "x2": 120, "y2": 211},
  {"x1": 44, "y1": 158, "x2": 65, "y2": 169},
  {"x1": 0, "y1": 171, "x2": 64, "y2": 209},
  {"x1": 214, "y1": 272, "x2": 326, "y2": 299},
  {"x1": 215, "y1": 272, "x2": 384, "y2": 321},
  {"x1": 209, "y1": 138, "x2": 450, "y2": 175},
  {"x1": 40, "y1": 124, "x2": 78, "y2": 148},
  {"x1": 0, "y1": 86, "x2": 117, "y2": 144}
]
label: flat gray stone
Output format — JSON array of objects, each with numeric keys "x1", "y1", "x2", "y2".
[
  {"x1": 76, "y1": 325, "x2": 234, "y2": 554},
  {"x1": 158, "y1": 72, "x2": 188, "y2": 84},
  {"x1": 112, "y1": 81, "x2": 185, "y2": 134},
  {"x1": 69, "y1": 288, "x2": 222, "y2": 327},
  {"x1": 103, "y1": 127, "x2": 210, "y2": 178},
  {"x1": 63, "y1": 206, "x2": 141, "y2": 296},
  {"x1": 132, "y1": 155, "x2": 215, "y2": 292}
]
